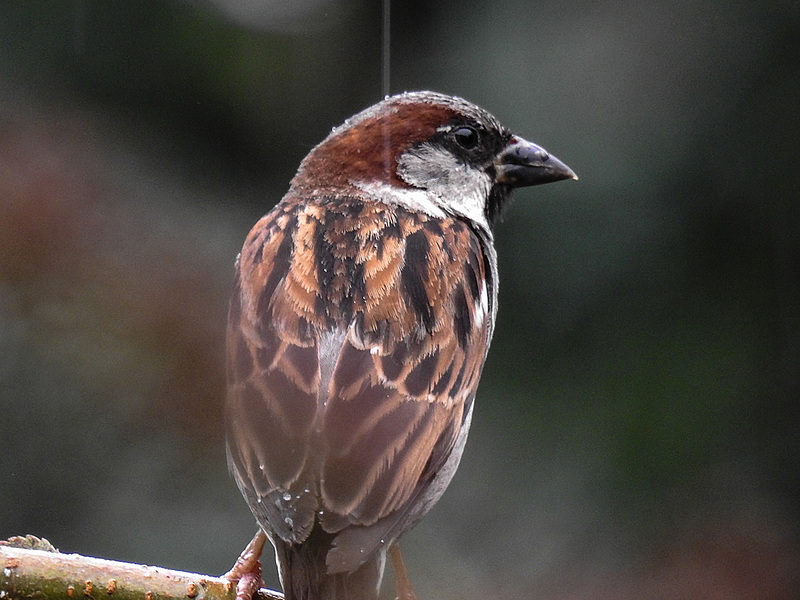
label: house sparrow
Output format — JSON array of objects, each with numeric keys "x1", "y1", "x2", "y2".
[{"x1": 224, "y1": 91, "x2": 576, "y2": 600}]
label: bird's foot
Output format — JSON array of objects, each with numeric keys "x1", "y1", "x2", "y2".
[
  {"x1": 390, "y1": 544, "x2": 419, "y2": 600},
  {"x1": 223, "y1": 530, "x2": 267, "y2": 600}
]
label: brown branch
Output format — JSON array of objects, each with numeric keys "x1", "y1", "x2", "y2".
[{"x1": 0, "y1": 539, "x2": 282, "y2": 600}]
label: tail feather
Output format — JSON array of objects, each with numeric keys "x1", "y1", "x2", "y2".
[{"x1": 273, "y1": 527, "x2": 385, "y2": 600}]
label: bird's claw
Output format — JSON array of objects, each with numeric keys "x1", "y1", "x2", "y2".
[{"x1": 223, "y1": 530, "x2": 267, "y2": 600}]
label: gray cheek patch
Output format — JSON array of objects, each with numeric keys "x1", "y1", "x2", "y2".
[{"x1": 397, "y1": 143, "x2": 492, "y2": 231}]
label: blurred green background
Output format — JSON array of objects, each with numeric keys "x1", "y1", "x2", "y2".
[{"x1": 2, "y1": 1, "x2": 799, "y2": 598}]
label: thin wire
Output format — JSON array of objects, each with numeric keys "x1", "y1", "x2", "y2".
[
  {"x1": 381, "y1": 0, "x2": 391, "y2": 176},
  {"x1": 382, "y1": 0, "x2": 391, "y2": 98}
]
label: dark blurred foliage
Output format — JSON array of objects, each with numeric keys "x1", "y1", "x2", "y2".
[{"x1": 1, "y1": 1, "x2": 799, "y2": 599}]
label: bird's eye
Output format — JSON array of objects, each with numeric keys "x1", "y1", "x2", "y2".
[{"x1": 452, "y1": 126, "x2": 479, "y2": 150}]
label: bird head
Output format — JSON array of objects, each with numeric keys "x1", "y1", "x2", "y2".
[{"x1": 289, "y1": 91, "x2": 576, "y2": 230}]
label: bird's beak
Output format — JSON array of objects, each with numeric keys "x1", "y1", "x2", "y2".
[{"x1": 494, "y1": 137, "x2": 577, "y2": 187}]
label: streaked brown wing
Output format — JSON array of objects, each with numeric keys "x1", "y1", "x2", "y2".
[
  {"x1": 226, "y1": 280, "x2": 322, "y2": 542},
  {"x1": 225, "y1": 196, "x2": 493, "y2": 569}
]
